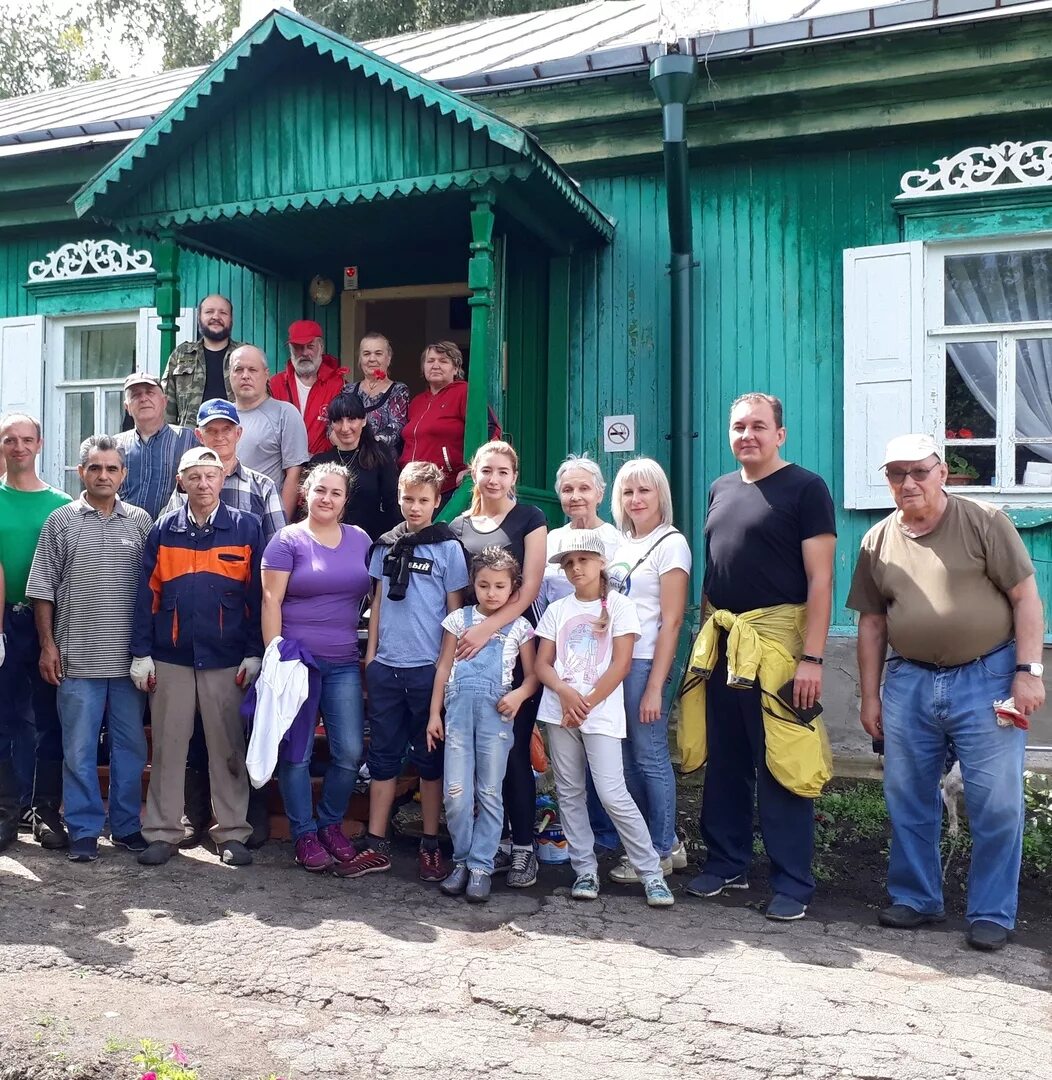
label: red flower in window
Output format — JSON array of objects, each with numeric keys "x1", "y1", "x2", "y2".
[
  {"x1": 958, "y1": 427, "x2": 974, "y2": 439},
  {"x1": 945, "y1": 428, "x2": 957, "y2": 438}
]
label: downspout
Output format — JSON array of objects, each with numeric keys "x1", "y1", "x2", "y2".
[{"x1": 650, "y1": 51, "x2": 697, "y2": 549}]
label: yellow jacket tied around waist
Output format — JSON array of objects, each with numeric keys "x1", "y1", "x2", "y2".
[{"x1": 677, "y1": 603, "x2": 833, "y2": 798}]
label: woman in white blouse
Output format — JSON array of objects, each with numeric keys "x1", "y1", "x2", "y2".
[{"x1": 605, "y1": 457, "x2": 691, "y2": 881}]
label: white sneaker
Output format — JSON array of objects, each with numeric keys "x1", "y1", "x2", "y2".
[
  {"x1": 609, "y1": 854, "x2": 672, "y2": 883},
  {"x1": 668, "y1": 838, "x2": 688, "y2": 871}
]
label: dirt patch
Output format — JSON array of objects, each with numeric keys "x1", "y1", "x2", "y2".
[{"x1": 672, "y1": 771, "x2": 1052, "y2": 950}]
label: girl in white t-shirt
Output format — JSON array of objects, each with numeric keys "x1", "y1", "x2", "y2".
[{"x1": 535, "y1": 530, "x2": 674, "y2": 907}]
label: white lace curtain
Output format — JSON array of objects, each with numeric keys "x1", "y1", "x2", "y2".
[{"x1": 945, "y1": 249, "x2": 1052, "y2": 463}]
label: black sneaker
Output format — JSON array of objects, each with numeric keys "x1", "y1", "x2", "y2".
[
  {"x1": 32, "y1": 808, "x2": 68, "y2": 850},
  {"x1": 877, "y1": 904, "x2": 946, "y2": 930},
  {"x1": 506, "y1": 846, "x2": 538, "y2": 888},
  {"x1": 966, "y1": 920, "x2": 1009, "y2": 951},
  {"x1": 138, "y1": 841, "x2": 176, "y2": 866},
  {"x1": 111, "y1": 831, "x2": 148, "y2": 853},
  {"x1": 68, "y1": 837, "x2": 99, "y2": 863},
  {"x1": 17, "y1": 807, "x2": 33, "y2": 833},
  {"x1": 219, "y1": 840, "x2": 253, "y2": 866}
]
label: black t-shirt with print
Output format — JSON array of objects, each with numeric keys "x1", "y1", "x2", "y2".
[{"x1": 450, "y1": 502, "x2": 547, "y2": 622}]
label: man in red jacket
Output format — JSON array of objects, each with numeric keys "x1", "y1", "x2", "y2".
[{"x1": 269, "y1": 320, "x2": 349, "y2": 455}]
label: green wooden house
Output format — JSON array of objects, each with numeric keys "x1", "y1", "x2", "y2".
[{"x1": 1, "y1": 0, "x2": 1051, "y2": 645}]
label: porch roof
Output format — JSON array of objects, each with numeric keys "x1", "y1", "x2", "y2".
[{"x1": 72, "y1": 8, "x2": 612, "y2": 268}]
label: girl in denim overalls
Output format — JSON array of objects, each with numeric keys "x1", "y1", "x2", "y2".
[{"x1": 427, "y1": 547, "x2": 538, "y2": 902}]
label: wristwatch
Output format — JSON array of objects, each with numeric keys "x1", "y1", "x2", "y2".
[{"x1": 1016, "y1": 663, "x2": 1045, "y2": 677}]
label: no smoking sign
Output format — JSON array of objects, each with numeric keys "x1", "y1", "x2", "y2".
[{"x1": 603, "y1": 414, "x2": 636, "y2": 453}]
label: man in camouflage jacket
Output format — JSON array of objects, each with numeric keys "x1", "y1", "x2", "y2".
[{"x1": 161, "y1": 294, "x2": 243, "y2": 427}]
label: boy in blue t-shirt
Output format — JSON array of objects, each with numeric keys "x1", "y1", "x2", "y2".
[{"x1": 335, "y1": 461, "x2": 468, "y2": 882}]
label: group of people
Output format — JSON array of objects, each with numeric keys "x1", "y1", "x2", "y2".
[{"x1": 0, "y1": 293, "x2": 1045, "y2": 954}]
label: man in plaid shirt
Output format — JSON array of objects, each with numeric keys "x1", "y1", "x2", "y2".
[{"x1": 161, "y1": 399, "x2": 286, "y2": 542}]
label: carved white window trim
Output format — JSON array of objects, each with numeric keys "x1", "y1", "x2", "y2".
[
  {"x1": 899, "y1": 141, "x2": 1052, "y2": 199},
  {"x1": 27, "y1": 239, "x2": 154, "y2": 283}
]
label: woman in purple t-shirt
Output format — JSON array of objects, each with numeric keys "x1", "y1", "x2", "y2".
[{"x1": 262, "y1": 464, "x2": 371, "y2": 873}]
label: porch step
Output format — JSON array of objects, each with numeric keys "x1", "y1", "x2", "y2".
[{"x1": 96, "y1": 722, "x2": 418, "y2": 841}]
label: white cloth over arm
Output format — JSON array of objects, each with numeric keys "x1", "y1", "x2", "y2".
[{"x1": 245, "y1": 636, "x2": 310, "y2": 788}]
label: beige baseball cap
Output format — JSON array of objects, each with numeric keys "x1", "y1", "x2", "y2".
[
  {"x1": 879, "y1": 434, "x2": 941, "y2": 469},
  {"x1": 178, "y1": 446, "x2": 224, "y2": 473}
]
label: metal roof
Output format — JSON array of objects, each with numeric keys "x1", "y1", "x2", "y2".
[{"x1": 0, "y1": 0, "x2": 1049, "y2": 156}]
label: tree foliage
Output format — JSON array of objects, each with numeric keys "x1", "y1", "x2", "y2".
[
  {"x1": 0, "y1": 9, "x2": 107, "y2": 99},
  {"x1": 89, "y1": 0, "x2": 241, "y2": 71}
]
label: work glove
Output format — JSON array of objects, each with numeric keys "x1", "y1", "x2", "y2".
[
  {"x1": 130, "y1": 656, "x2": 155, "y2": 693},
  {"x1": 235, "y1": 656, "x2": 262, "y2": 689}
]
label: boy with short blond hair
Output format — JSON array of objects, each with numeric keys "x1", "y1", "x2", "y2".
[{"x1": 336, "y1": 461, "x2": 468, "y2": 881}]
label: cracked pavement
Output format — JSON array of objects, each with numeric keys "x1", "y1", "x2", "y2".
[{"x1": 0, "y1": 836, "x2": 1049, "y2": 1080}]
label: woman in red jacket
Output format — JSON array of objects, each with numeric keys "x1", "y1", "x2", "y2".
[{"x1": 400, "y1": 341, "x2": 499, "y2": 503}]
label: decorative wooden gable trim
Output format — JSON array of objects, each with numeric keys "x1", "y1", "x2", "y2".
[
  {"x1": 23, "y1": 239, "x2": 156, "y2": 312},
  {"x1": 72, "y1": 9, "x2": 612, "y2": 243}
]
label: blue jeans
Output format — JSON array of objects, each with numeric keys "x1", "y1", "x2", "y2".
[
  {"x1": 587, "y1": 660, "x2": 677, "y2": 856},
  {"x1": 621, "y1": 659, "x2": 678, "y2": 856},
  {"x1": 0, "y1": 605, "x2": 63, "y2": 806},
  {"x1": 882, "y1": 643, "x2": 1026, "y2": 929},
  {"x1": 278, "y1": 659, "x2": 364, "y2": 840},
  {"x1": 57, "y1": 676, "x2": 147, "y2": 842},
  {"x1": 443, "y1": 680, "x2": 515, "y2": 873}
]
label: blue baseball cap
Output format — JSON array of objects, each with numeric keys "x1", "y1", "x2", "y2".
[{"x1": 197, "y1": 398, "x2": 240, "y2": 427}]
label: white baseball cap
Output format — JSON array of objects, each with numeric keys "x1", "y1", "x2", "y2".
[
  {"x1": 879, "y1": 434, "x2": 941, "y2": 469},
  {"x1": 548, "y1": 529, "x2": 608, "y2": 565}
]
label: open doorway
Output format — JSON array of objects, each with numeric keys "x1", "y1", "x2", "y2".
[{"x1": 340, "y1": 283, "x2": 471, "y2": 393}]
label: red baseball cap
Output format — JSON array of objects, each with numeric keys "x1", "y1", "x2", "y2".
[{"x1": 287, "y1": 319, "x2": 323, "y2": 345}]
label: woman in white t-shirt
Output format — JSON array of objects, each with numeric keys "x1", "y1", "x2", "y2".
[
  {"x1": 605, "y1": 457, "x2": 692, "y2": 882},
  {"x1": 540, "y1": 454, "x2": 622, "y2": 618},
  {"x1": 535, "y1": 530, "x2": 672, "y2": 907}
]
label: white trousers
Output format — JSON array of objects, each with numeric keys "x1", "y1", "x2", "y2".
[{"x1": 547, "y1": 724, "x2": 662, "y2": 880}]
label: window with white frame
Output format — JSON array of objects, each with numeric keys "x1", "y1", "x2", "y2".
[
  {"x1": 843, "y1": 236, "x2": 1052, "y2": 509},
  {"x1": 932, "y1": 239, "x2": 1052, "y2": 490},
  {"x1": 50, "y1": 315, "x2": 137, "y2": 495}
]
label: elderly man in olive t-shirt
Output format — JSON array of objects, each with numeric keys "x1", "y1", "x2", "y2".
[{"x1": 848, "y1": 433, "x2": 1045, "y2": 953}]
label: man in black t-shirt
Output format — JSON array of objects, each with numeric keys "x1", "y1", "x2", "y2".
[
  {"x1": 160, "y1": 294, "x2": 244, "y2": 427},
  {"x1": 687, "y1": 392, "x2": 836, "y2": 921}
]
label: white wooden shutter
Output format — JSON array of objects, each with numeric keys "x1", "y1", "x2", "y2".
[
  {"x1": 842, "y1": 241, "x2": 924, "y2": 509},
  {"x1": 0, "y1": 316, "x2": 45, "y2": 423},
  {"x1": 136, "y1": 307, "x2": 194, "y2": 374}
]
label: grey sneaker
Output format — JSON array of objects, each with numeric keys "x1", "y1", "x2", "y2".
[
  {"x1": 466, "y1": 869, "x2": 491, "y2": 904},
  {"x1": 441, "y1": 862, "x2": 469, "y2": 896},
  {"x1": 506, "y1": 846, "x2": 538, "y2": 889}
]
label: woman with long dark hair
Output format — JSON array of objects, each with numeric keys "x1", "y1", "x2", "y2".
[{"x1": 310, "y1": 392, "x2": 399, "y2": 540}]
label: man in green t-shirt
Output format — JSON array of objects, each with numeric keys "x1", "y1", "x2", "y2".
[{"x1": 0, "y1": 414, "x2": 71, "y2": 852}]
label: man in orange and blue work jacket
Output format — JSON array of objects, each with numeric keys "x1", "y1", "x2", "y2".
[{"x1": 130, "y1": 446, "x2": 264, "y2": 869}]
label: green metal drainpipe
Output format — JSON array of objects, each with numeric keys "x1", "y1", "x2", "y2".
[{"x1": 650, "y1": 51, "x2": 697, "y2": 550}]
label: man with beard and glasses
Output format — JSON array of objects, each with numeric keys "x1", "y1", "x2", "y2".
[
  {"x1": 161, "y1": 295, "x2": 243, "y2": 428},
  {"x1": 269, "y1": 320, "x2": 350, "y2": 456}
]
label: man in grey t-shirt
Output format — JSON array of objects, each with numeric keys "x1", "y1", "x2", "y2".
[{"x1": 229, "y1": 345, "x2": 308, "y2": 520}]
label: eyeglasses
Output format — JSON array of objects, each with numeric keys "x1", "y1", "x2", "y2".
[{"x1": 885, "y1": 463, "x2": 940, "y2": 485}]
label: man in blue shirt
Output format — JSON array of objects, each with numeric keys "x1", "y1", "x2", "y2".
[{"x1": 115, "y1": 372, "x2": 198, "y2": 520}]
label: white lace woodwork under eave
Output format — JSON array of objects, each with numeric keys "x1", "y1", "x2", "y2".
[
  {"x1": 899, "y1": 141, "x2": 1052, "y2": 199},
  {"x1": 27, "y1": 239, "x2": 154, "y2": 282}
]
